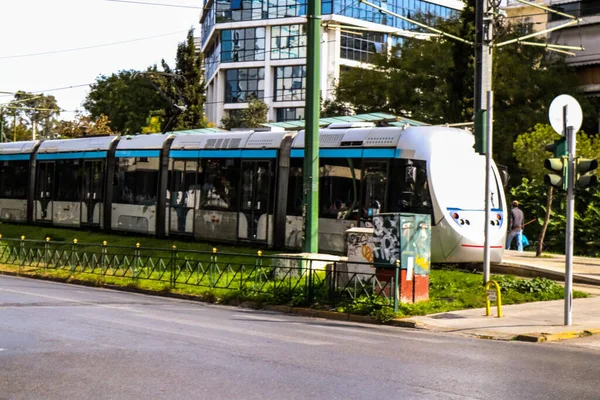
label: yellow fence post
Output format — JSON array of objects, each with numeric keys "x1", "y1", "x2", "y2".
[{"x1": 485, "y1": 280, "x2": 503, "y2": 318}]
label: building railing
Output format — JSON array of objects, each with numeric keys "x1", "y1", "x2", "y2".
[{"x1": 0, "y1": 236, "x2": 402, "y2": 312}]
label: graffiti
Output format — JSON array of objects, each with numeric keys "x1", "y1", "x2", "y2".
[
  {"x1": 347, "y1": 232, "x2": 368, "y2": 257},
  {"x1": 415, "y1": 255, "x2": 430, "y2": 272},
  {"x1": 373, "y1": 214, "x2": 401, "y2": 265},
  {"x1": 361, "y1": 244, "x2": 374, "y2": 263}
]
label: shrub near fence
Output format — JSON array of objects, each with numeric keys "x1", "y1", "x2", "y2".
[{"x1": 0, "y1": 236, "x2": 402, "y2": 312}]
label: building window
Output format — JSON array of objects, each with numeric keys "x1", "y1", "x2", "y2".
[
  {"x1": 205, "y1": 40, "x2": 221, "y2": 80},
  {"x1": 550, "y1": 1, "x2": 599, "y2": 21},
  {"x1": 274, "y1": 66, "x2": 306, "y2": 101},
  {"x1": 225, "y1": 68, "x2": 265, "y2": 103},
  {"x1": 276, "y1": 107, "x2": 304, "y2": 121},
  {"x1": 221, "y1": 28, "x2": 265, "y2": 62},
  {"x1": 332, "y1": 0, "x2": 457, "y2": 29},
  {"x1": 341, "y1": 31, "x2": 386, "y2": 64},
  {"x1": 271, "y1": 24, "x2": 307, "y2": 60},
  {"x1": 268, "y1": 0, "x2": 307, "y2": 19}
]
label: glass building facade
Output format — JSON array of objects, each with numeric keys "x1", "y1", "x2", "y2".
[{"x1": 201, "y1": 0, "x2": 461, "y2": 122}]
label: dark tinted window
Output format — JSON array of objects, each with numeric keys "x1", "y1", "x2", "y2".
[
  {"x1": 113, "y1": 157, "x2": 159, "y2": 205},
  {"x1": 0, "y1": 160, "x2": 29, "y2": 199}
]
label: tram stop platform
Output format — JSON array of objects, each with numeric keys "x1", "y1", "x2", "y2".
[{"x1": 402, "y1": 251, "x2": 600, "y2": 342}]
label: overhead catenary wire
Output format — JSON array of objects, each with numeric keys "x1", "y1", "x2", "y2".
[{"x1": 0, "y1": 30, "x2": 188, "y2": 60}]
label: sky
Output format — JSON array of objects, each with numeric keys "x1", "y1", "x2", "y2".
[{"x1": 0, "y1": 0, "x2": 201, "y2": 120}]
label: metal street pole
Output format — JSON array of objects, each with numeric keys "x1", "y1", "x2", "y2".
[
  {"x1": 565, "y1": 123, "x2": 575, "y2": 326},
  {"x1": 483, "y1": 91, "x2": 494, "y2": 283},
  {"x1": 476, "y1": 0, "x2": 494, "y2": 283},
  {"x1": 303, "y1": 0, "x2": 321, "y2": 254},
  {"x1": 0, "y1": 106, "x2": 4, "y2": 142},
  {"x1": 474, "y1": 0, "x2": 493, "y2": 156}
]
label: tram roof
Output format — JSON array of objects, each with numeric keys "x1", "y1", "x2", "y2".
[
  {"x1": 260, "y1": 113, "x2": 428, "y2": 131},
  {"x1": 0, "y1": 140, "x2": 38, "y2": 154},
  {"x1": 116, "y1": 134, "x2": 173, "y2": 150},
  {"x1": 170, "y1": 131, "x2": 287, "y2": 150},
  {"x1": 37, "y1": 136, "x2": 117, "y2": 153},
  {"x1": 292, "y1": 127, "x2": 405, "y2": 148}
]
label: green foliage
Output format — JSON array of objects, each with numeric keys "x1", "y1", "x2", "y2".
[
  {"x1": 220, "y1": 97, "x2": 269, "y2": 129},
  {"x1": 511, "y1": 125, "x2": 600, "y2": 255},
  {"x1": 333, "y1": 8, "x2": 586, "y2": 173},
  {"x1": 84, "y1": 69, "x2": 170, "y2": 134},
  {"x1": 161, "y1": 28, "x2": 207, "y2": 131},
  {"x1": 12, "y1": 91, "x2": 60, "y2": 139}
]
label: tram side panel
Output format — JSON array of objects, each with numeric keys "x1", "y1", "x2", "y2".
[
  {"x1": 111, "y1": 156, "x2": 160, "y2": 234},
  {"x1": 0, "y1": 157, "x2": 32, "y2": 223}
]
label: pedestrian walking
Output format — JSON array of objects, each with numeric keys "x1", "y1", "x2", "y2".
[{"x1": 506, "y1": 200, "x2": 525, "y2": 252}]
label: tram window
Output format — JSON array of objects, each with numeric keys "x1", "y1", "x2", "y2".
[
  {"x1": 388, "y1": 159, "x2": 432, "y2": 215},
  {"x1": 320, "y1": 158, "x2": 361, "y2": 219},
  {"x1": 113, "y1": 157, "x2": 159, "y2": 205},
  {"x1": 362, "y1": 162, "x2": 387, "y2": 218},
  {"x1": 55, "y1": 160, "x2": 82, "y2": 202},
  {"x1": 286, "y1": 159, "x2": 303, "y2": 216},
  {"x1": 168, "y1": 160, "x2": 199, "y2": 209},
  {"x1": 0, "y1": 160, "x2": 29, "y2": 199},
  {"x1": 199, "y1": 159, "x2": 238, "y2": 211}
]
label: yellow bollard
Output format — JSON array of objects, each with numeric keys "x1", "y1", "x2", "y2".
[
  {"x1": 136, "y1": 243, "x2": 140, "y2": 248},
  {"x1": 103, "y1": 240, "x2": 108, "y2": 246},
  {"x1": 485, "y1": 280, "x2": 503, "y2": 318},
  {"x1": 21, "y1": 235, "x2": 25, "y2": 240},
  {"x1": 73, "y1": 238, "x2": 78, "y2": 244},
  {"x1": 257, "y1": 250, "x2": 262, "y2": 257}
]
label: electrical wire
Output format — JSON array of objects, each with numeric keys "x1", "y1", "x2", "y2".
[{"x1": 0, "y1": 30, "x2": 188, "y2": 60}]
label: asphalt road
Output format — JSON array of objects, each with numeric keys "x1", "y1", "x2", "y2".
[{"x1": 1, "y1": 275, "x2": 599, "y2": 400}]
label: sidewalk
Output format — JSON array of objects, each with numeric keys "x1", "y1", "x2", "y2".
[
  {"x1": 404, "y1": 250, "x2": 600, "y2": 342},
  {"x1": 406, "y1": 296, "x2": 600, "y2": 342},
  {"x1": 493, "y1": 250, "x2": 600, "y2": 286}
]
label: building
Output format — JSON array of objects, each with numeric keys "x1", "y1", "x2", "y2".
[
  {"x1": 546, "y1": 0, "x2": 600, "y2": 97},
  {"x1": 504, "y1": 0, "x2": 548, "y2": 31},
  {"x1": 199, "y1": 0, "x2": 464, "y2": 125}
]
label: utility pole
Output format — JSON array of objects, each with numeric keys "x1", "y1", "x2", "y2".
[
  {"x1": 0, "y1": 106, "x2": 4, "y2": 142},
  {"x1": 475, "y1": 0, "x2": 494, "y2": 283},
  {"x1": 303, "y1": 0, "x2": 321, "y2": 254}
]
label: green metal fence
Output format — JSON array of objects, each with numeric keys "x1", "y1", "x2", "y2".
[{"x1": 0, "y1": 236, "x2": 402, "y2": 311}]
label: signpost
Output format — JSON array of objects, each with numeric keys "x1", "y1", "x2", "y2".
[{"x1": 548, "y1": 94, "x2": 583, "y2": 326}]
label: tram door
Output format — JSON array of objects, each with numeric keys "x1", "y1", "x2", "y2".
[
  {"x1": 81, "y1": 160, "x2": 104, "y2": 227},
  {"x1": 239, "y1": 161, "x2": 272, "y2": 242},
  {"x1": 35, "y1": 162, "x2": 54, "y2": 223}
]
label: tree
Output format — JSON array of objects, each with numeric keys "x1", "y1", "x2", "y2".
[
  {"x1": 84, "y1": 69, "x2": 170, "y2": 134},
  {"x1": 12, "y1": 91, "x2": 60, "y2": 139},
  {"x1": 333, "y1": 15, "x2": 582, "y2": 173},
  {"x1": 220, "y1": 97, "x2": 268, "y2": 129},
  {"x1": 513, "y1": 124, "x2": 600, "y2": 255},
  {"x1": 159, "y1": 28, "x2": 207, "y2": 131},
  {"x1": 55, "y1": 112, "x2": 114, "y2": 138}
]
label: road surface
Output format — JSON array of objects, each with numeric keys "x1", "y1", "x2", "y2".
[{"x1": 0, "y1": 275, "x2": 598, "y2": 400}]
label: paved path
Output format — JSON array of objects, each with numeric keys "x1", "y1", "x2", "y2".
[
  {"x1": 2, "y1": 275, "x2": 600, "y2": 400},
  {"x1": 496, "y1": 250, "x2": 600, "y2": 285}
]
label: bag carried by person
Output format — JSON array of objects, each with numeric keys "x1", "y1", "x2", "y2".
[{"x1": 521, "y1": 234, "x2": 530, "y2": 247}]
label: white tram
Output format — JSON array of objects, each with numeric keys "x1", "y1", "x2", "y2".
[{"x1": 0, "y1": 124, "x2": 506, "y2": 263}]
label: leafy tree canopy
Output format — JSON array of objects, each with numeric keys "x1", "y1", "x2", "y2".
[
  {"x1": 84, "y1": 69, "x2": 171, "y2": 135},
  {"x1": 221, "y1": 97, "x2": 268, "y2": 129},
  {"x1": 55, "y1": 112, "x2": 114, "y2": 138}
]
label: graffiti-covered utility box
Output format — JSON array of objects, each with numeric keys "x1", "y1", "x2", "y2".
[
  {"x1": 373, "y1": 213, "x2": 431, "y2": 303},
  {"x1": 345, "y1": 227, "x2": 374, "y2": 281}
]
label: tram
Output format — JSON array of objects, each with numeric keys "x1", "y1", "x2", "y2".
[{"x1": 0, "y1": 124, "x2": 507, "y2": 263}]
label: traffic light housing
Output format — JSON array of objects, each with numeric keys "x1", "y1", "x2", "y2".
[
  {"x1": 544, "y1": 157, "x2": 566, "y2": 190},
  {"x1": 545, "y1": 137, "x2": 567, "y2": 157},
  {"x1": 576, "y1": 158, "x2": 598, "y2": 189}
]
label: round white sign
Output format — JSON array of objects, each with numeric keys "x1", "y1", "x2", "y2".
[{"x1": 549, "y1": 94, "x2": 583, "y2": 136}]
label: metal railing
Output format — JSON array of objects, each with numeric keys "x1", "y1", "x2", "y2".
[{"x1": 0, "y1": 236, "x2": 402, "y2": 312}]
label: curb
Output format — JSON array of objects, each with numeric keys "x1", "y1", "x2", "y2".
[
  {"x1": 513, "y1": 328, "x2": 600, "y2": 343},
  {"x1": 491, "y1": 262, "x2": 600, "y2": 286}
]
